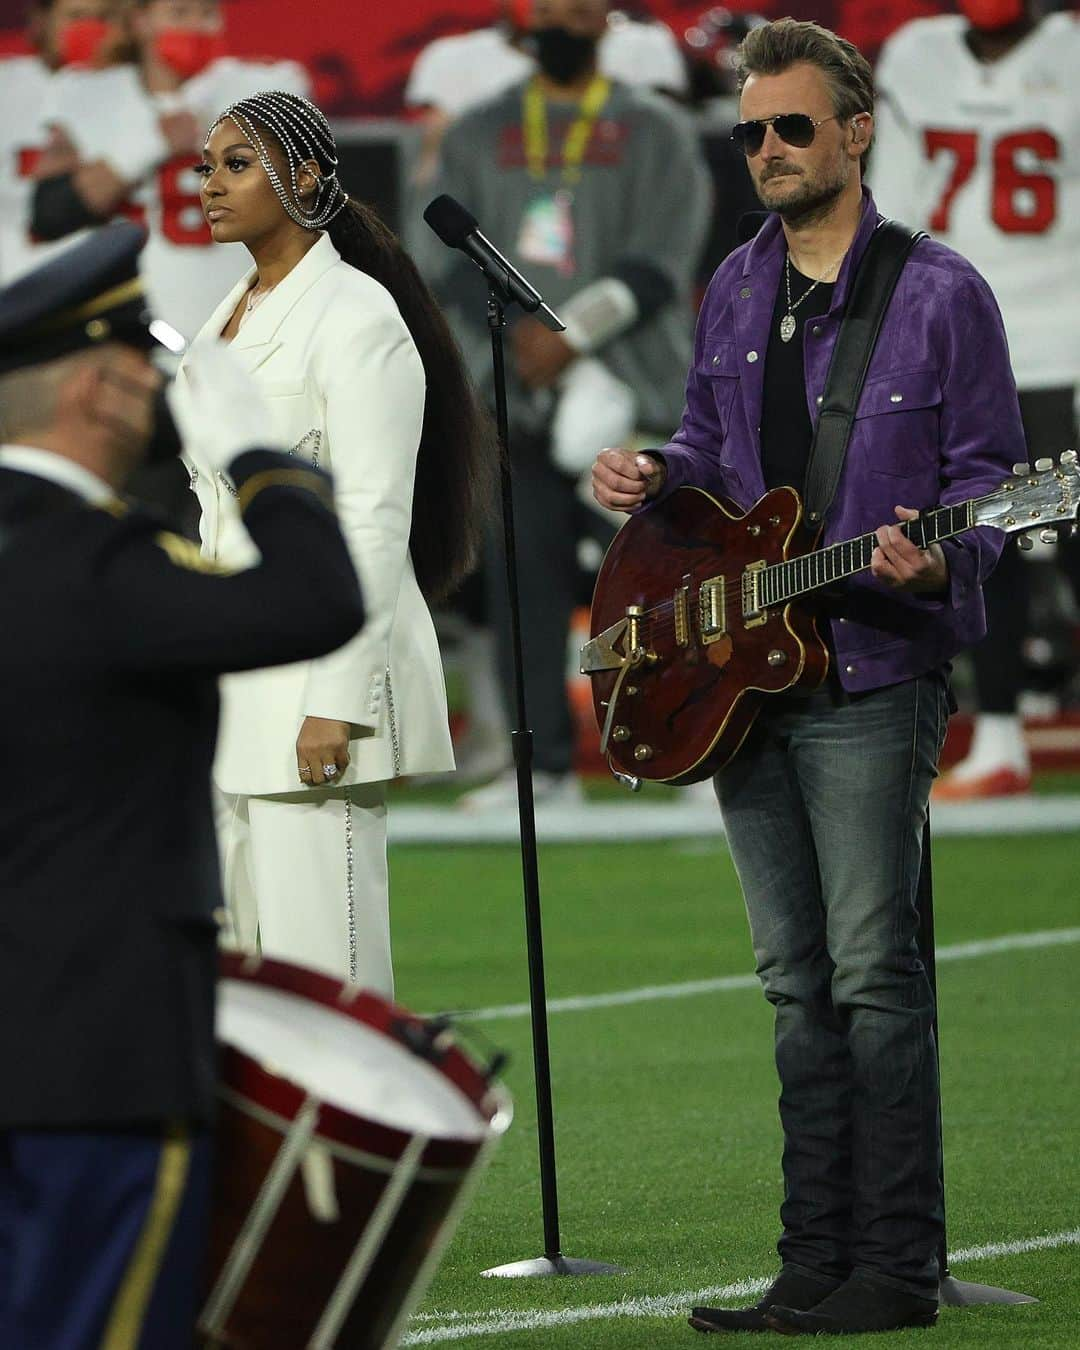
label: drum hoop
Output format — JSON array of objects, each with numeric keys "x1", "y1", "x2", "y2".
[
  {"x1": 218, "y1": 1044, "x2": 489, "y2": 1170},
  {"x1": 220, "y1": 1083, "x2": 477, "y2": 1183},
  {"x1": 219, "y1": 952, "x2": 498, "y2": 1121}
]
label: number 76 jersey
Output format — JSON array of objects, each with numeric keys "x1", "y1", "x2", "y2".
[{"x1": 871, "y1": 12, "x2": 1080, "y2": 390}]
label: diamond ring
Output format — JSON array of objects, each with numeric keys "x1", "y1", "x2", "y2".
[{"x1": 323, "y1": 763, "x2": 338, "y2": 777}]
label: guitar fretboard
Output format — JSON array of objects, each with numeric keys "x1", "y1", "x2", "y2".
[{"x1": 759, "y1": 501, "x2": 975, "y2": 608}]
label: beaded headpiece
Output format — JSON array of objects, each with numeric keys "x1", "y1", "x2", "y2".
[{"x1": 205, "y1": 91, "x2": 349, "y2": 230}]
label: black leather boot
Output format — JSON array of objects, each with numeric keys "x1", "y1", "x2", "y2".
[
  {"x1": 689, "y1": 1265, "x2": 843, "y2": 1333},
  {"x1": 765, "y1": 1268, "x2": 938, "y2": 1334}
]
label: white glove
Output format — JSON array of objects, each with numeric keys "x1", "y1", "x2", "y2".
[{"x1": 168, "y1": 340, "x2": 287, "y2": 477}]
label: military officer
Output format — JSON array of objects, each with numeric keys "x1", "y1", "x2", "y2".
[{"x1": 0, "y1": 222, "x2": 365, "y2": 1349}]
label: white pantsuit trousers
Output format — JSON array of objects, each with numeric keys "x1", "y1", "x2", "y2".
[{"x1": 216, "y1": 783, "x2": 393, "y2": 997}]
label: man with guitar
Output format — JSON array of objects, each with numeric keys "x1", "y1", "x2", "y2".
[{"x1": 592, "y1": 18, "x2": 1024, "y2": 1337}]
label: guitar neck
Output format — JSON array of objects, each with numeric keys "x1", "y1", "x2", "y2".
[{"x1": 761, "y1": 499, "x2": 978, "y2": 608}]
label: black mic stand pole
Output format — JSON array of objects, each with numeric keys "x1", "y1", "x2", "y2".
[
  {"x1": 915, "y1": 817, "x2": 1035, "y2": 1307},
  {"x1": 479, "y1": 285, "x2": 623, "y2": 1279}
]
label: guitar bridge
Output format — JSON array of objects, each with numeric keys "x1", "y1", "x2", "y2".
[{"x1": 698, "y1": 577, "x2": 727, "y2": 645}]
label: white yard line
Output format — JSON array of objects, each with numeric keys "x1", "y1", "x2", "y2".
[
  {"x1": 457, "y1": 926, "x2": 1080, "y2": 1023},
  {"x1": 403, "y1": 1228, "x2": 1080, "y2": 1344}
]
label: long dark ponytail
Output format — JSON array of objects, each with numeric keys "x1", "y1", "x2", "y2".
[
  {"x1": 211, "y1": 91, "x2": 496, "y2": 603},
  {"x1": 327, "y1": 198, "x2": 496, "y2": 602}
]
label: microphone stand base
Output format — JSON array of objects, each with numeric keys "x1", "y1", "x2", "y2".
[{"x1": 481, "y1": 1255, "x2": 627, "y2": 1279}]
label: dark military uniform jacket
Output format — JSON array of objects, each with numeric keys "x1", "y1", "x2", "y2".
[{"x1": 0, "y1": 449, "x2": 365, "y2": 1129}]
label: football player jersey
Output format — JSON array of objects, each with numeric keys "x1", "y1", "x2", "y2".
[
  {"x1": 0, "y1": 56, "x2": 88, "y2": 284},
  {"x1": 404, "y1": 19, "x2": 687, "y2": 116},
  {"x1": 43, "y1": 56, "x2": 309, "y2": 340},
  {"x1": 872, "y1": 13, "x2": 1080, "y2": 390}
]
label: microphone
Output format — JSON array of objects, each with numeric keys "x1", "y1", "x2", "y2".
[{"x1": 423, "y1": 194, "x2": 564, "y2": 332}]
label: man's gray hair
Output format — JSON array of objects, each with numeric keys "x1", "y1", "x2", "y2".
[{"x1": 736, "y1": 18, "x2": 875, "y2": 123}]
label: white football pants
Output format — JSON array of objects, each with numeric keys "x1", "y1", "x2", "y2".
[{"x1": 215, "y1": 783, "x2": 392, "y2": 997}]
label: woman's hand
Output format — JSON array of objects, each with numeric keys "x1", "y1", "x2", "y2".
[{"x1": 296, "y1": 717, "x2": 351, "y2": 786}]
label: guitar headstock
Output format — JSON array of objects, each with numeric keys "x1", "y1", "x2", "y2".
[{"x1": 972, "y1": 451, "x2": 1080, "y2": 545}]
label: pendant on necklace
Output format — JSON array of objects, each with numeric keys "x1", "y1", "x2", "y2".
[{"x1": 779, "y1": 313, "x2": 797, "y2": 343}]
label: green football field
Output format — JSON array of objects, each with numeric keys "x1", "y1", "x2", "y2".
[{"x1": 385, "y1": 826, "x2": 1080, "y2": 1348}]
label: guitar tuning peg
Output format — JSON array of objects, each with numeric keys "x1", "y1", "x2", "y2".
[
  {"x1": 1061, "y1": 450, "x2": 1077, "y2": 467},
  {"x1": 1034, "y1": 457, "x2": 1054, "y2": 472},
  {"x1": 1017, "y1": 533, "x2": 1034, "y2": 551},
  {"x1": 1012, "y1": 461, "x2": 1031, "y2": 476},
  {"x1": 1039, "y1": 528, "x2": 1058, "y2": 544}
]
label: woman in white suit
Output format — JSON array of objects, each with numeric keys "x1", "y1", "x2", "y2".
[{"x1": 180, "y1": 92, "x2": 492, "y2": 992}]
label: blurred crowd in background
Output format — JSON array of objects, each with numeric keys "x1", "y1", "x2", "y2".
[{"x1": 3, "y1": 0, "x2": 1079, "y2": 804}]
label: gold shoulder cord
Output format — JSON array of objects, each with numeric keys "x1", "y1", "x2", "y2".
[
  {"x1": 523, "y1": 74, "x2": 611, "y2": 187},
  {"x1": 235, "y1": 467, "x2": 334, "y2": 514}
]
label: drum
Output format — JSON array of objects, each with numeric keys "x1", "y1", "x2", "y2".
[{"x1": 199, "y1": 953, "x2": 512, "y2": 1349}]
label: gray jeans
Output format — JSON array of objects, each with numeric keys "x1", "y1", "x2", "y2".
[{"x1": 714, "y1": 673, "x2": 949, "y2": 1295}]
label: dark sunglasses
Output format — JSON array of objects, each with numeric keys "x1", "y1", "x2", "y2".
[{"x1": 730, "y1": 113, "x2": 842, "y2": 156}]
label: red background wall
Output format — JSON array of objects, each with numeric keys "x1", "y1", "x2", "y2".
[
  {"x1": 0, "y1": 2, "x2": 1056, "y2": 117},
  {"x1": 214, "y1": 1, "x2": 950, "y2": 115}
]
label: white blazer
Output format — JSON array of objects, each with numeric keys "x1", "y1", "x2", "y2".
[{"x1": 179, "y1": 233, "x2": 455, "y2": 795}]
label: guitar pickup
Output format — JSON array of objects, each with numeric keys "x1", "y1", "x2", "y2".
[
  {"x1": 742, "y1": 560, "x2": 767, "y2": 628},
  {"x1": 698, "y1": 577, "x2": 726, "y2": 645}
]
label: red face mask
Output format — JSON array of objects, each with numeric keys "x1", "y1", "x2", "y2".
[
  {"x1": 957, "y1": 0, "x2": 1027, "y2": 32},
  {"x1": 154, "y1": 28, "x2": 227, "y2": 80},
  {"x1": 57, "y1": 17, "x2": 112, "y2": 67}
]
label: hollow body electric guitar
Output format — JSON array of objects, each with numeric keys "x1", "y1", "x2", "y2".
[{"x1": 582, "y1": 454, "x2": 1080, "y2": 789}]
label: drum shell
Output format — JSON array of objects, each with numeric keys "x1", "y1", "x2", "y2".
[{"x1": 200, "y1": 955, "x2": 510, "y2": 1350}]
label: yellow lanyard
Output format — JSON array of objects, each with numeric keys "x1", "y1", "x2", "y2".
[{"x1": 523, "y1": 74, "x2": 611, "y2": 187}]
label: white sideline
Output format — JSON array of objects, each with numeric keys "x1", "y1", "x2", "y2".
[
  {"x1": 457, "y1": 926, "x2": 1080, "y2": 1022},
  {"x1": 388, "y1": 793, "x2": 1080, "y2": 845},
  {"x1": 403, "y1": 1228, "x2": 1080, "y2": 1344}
]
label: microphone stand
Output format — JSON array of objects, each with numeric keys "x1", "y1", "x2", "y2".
[
  {"x1": 479, "y1": 283, "x2": 623, "y2": 1278},
  {"x1": 915, "y1": 818, "x2": 1035, "y2": 1307}
]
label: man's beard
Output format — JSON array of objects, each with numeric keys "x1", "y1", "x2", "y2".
[{"x1": 754, "y1": 159, "x2": 847, "y2": 227}]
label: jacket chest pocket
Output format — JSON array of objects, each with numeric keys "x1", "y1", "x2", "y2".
[
  {"x1": 260, "y1": 380, "x2": 324, "y2": 468},
  {"x1": 699, "y1": 340, "x2": 740, "y2": 434},
  {"x1": 852, "y1": 369, "x2": 942, "y2": 478}
]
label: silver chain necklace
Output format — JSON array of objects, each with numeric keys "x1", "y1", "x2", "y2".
[{"x1": 779, "y1": 252, "x2": 844, "y2": 343}]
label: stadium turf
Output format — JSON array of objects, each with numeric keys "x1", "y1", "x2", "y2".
[{"x1": 387, "y1": 832, "x2": 1080, "y2": 1348}]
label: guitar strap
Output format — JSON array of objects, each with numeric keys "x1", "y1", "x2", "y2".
[{"x1": 802, "y1": 219, "x2": 927, "y2": 533}]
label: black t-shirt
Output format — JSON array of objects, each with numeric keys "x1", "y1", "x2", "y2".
[{"x1": 759, "y1": 264, "x2": 835, "y2": 493}]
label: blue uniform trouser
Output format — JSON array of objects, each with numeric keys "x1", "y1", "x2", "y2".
[
  {"x1": 0, "y1": 1125, "x2": 212, "y2": 1349},
  {"x1": 714, "y1": 673, "x2": 949, "y2": 1297}
]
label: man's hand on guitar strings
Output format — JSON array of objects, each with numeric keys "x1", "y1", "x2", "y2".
[
  {"x1": 872, "y1": 505, "x2": 949, "y2": 594},
  {"x1": 592, "y1": 448, "x2": 667, "y2": 512}
]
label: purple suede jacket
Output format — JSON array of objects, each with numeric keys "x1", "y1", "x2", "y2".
[{"x1": 653, "y1": 188, "x2": 1024, "y2": 694}]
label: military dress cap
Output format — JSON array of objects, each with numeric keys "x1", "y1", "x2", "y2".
[{"x1": 0, "y1": 221, "x2": 184, "y2": 377}]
